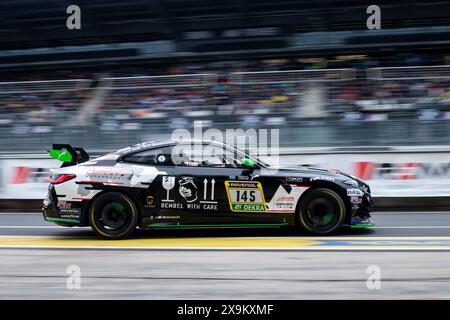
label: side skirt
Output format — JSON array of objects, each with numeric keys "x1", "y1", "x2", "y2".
[{"x1": 141, "y1": 222, "x2": 290, "y2": 229}]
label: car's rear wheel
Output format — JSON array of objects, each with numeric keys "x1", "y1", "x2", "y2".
[
  {"x1": 89, "y1": 192, "x2": 138, "y2": 239},
  {"x1": 297, "y1": 188, "x2": 346, "y2": 235}
]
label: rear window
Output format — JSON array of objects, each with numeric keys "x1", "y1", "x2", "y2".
[{"x1": 121, "y1": 147, "x2": 173, "y2": 166}]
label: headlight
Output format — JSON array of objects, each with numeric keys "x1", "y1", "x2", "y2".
[
  {"x1": 343, "y1": 179, "x2": 359, "y2": 188},
  {"x1": 360, "y1": 185, "x2": 369, "y2": 194}
]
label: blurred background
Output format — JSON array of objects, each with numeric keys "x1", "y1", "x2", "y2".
[
  {"x1": 1, "y1": 1, "x2": 450, "y2": 300},
  {"x1": 0, "y1": 0, "x2": 449, "y2": 199}
]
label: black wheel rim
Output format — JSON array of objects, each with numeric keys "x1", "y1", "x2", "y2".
[
  {"x1": 98, "y1": 201, "x2": 130, "y2": 231},
  {"x1": 304, "y1": 197, "x2": 340, "y2": 232}
]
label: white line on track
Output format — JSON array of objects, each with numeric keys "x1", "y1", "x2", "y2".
[
  {"x1": 0, "y1": 225, "x2": 450, "y2": 230},
  {"x1": 0, "y1": 212, "x2": 41, "y2": 215},
  {"x1": 1, "y1": 211, "x2": 448, "y2": 215},
  {"x1": 372, "y1": 211, "x2": 450, "y2": 214},
  {"x1": 373, "y1": 226, "x2": 450, "y2": 229},
  {"x1": 0, "y1": 225, "x2": 79, "y2": 229}
]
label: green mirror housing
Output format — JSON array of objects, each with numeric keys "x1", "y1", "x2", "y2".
[{"x1": 242, "y1": 157, "x2": 255, "y2": 168}]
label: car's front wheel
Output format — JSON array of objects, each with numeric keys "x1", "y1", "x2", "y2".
[
  {"x1": 89, "y1": 192, "x2": 138, "y2": 239},
  {"x1": 297, "y1": 188, "x2": 346, "y2": 235}
]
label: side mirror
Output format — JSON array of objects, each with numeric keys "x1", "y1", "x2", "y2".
[{"x1": 242, "y1": 157, "x2": 256, "y2": 169}]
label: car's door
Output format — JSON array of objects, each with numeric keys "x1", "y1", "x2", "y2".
[
  {"x1": 171, "y1": 143, "x2": 284, "y2": 225},
  {"x1": 119, "y1": 146, "x2": 178, "y2": 218}
]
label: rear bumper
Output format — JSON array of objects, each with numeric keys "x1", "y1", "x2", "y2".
[
  {"x1": 42, "y1": 206, "x2": 81, "y2": 226},
  {"x1": 42, "y1": 186, "x2": 83, "y2": 226}
]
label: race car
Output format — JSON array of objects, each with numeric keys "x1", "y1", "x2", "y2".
[{"x1": 42, "y1": 140, "x2": 373, "y2": 239}]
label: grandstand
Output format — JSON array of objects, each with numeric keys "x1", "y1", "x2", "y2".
[{"x1": 0, "y1": 0, "x2": 449, "y2": 150}]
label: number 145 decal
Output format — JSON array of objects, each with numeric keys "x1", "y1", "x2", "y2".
[{"x1": 224, "y1": 181, "x2": 267, "y2": 213}]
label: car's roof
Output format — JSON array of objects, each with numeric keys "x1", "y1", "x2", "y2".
[{"x1": 114, "y1": 139, "x2": 233, "y2": 156}]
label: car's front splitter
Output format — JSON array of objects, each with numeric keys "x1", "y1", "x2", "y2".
[{"x1": 350, "y1": 217, "x2": 375, "y2": 228}]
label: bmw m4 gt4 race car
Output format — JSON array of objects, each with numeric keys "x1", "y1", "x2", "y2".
[{"x1": 42, "y1": 141, "x2": 373, "y2": 239}]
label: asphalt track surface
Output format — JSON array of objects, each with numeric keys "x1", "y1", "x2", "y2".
[{"x1": 2, "y1": 211, "x2": 450, "y2": 299}]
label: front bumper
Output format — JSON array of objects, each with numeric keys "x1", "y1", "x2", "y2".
[
  {"x1": 350, "y1": 216, "x2": 375, "y2": 228},
  {"x1": 349, "y1": 185, "x2": 374, "y2": 227}
]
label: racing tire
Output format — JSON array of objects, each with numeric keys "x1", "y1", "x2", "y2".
[
  {"x1": 88, "y1": 192, "x2": 139, "y2": 239},
  {"x1": 296, "y1": 188, "x2": 346, "y2": 235}
]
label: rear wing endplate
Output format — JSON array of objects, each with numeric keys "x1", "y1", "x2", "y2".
[{"x1": 48, "y1": 144, "x2": 89, "y2": 167}]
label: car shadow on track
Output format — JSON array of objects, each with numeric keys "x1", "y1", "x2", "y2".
[
  {"x1": 41, "y1": 226, "x2": 375, "y2": 240},
  {"x1": 130, "y1": 227, "x2": 375, "y2": 239}
]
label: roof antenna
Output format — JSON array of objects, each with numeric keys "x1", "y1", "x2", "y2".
[{"x1": 139, "y1": 137, "x2": 142, "y2": 147}]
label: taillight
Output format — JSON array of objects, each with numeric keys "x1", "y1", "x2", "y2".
[{"x1": 50, "y1": 174, "x2": 76, "y2": 184}]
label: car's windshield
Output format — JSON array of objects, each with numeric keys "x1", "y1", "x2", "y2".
[{"x1": 231, "y1": 148, "x2": 269, "y2": 168}]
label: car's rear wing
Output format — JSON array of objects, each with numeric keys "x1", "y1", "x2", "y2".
[{"x1": 48, "y1": 144, "x2": 90, "y2": 167}]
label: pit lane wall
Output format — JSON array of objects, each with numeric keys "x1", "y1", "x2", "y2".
[{"x1": 1, "y1": 147, "x2": 450, "y2": 210}]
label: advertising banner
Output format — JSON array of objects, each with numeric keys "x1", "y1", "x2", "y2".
[
  {"x1": 0, "y1": 159, "x2": 58, "y2": 199},
  {"x1": 1, "y1": 152, "x2": 450, "y2": 199},
  {"x1": 275, "y1": 152, "x2": 450, "y2": 197}
]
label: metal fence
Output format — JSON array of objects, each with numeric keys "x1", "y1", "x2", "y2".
[{"x1": 1, "y1": 119, "x2": 450, "y2": 152}]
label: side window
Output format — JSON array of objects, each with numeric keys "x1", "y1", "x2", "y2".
[
  {"x1": 171, "y1": 144, "x2": 243, "y2": 168},
  {"x1": 202, "y1": 145, "x2": 235, "y2": 167},
  {"x1": 122, "y1": 147, "x2": 174, "y2": 166}
]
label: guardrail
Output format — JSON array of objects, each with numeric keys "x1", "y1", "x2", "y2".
[{"x1": 1, "y1": 119, "x2": 450, "y2": 152}]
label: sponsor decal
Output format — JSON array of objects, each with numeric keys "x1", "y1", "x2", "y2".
[
  {"x1": 160, "y1": 202, "x2": 183, "y2": 209},
  {"x1": 157, "y1": 155, "x2": 166, "y2": 163},
  {"x1": 198, "y1": 178, "x2": 218, "y2": 209},
  {"x1": 145, "y1": 195, "x2": 154, "y2": 208},
  {"x1": 274, "y1": 195, "x2": 295, "y2": 210},
  {"x1": 161, "y1": 176, "x2": 218, "y2": 211},
  {"x1": 150, "y1": 215, "x2": 181, "y2": 220},
  {"x1": 347, "y1": 189, "x2": 364, "y2": 196},
  {"x1": 225, "y1": 181, "x2": 267, "y2": 213},
  {"x1": 238, "y1": 175, "x2": 250, "y2": 180},
  {"x1": 189, "y1": 202, "x2": 218, "y2": 210},
  {"x1": 58, "y1": 201, "x2": 72, "y2": 209},
  {"x1": 178, "y1": 177, "x2": 198, "y2": 203},
  {"x1": 160, "y1": 202, "x2": 218, "y2": 211},
  {"x1": 86, "y1": 166, "x2": 133, "y2": 181},
  {"x1": 285, "y1": 177, "x2": 303, "y2": 183},
  {"x1": 310, "y1": 176, "x2": 335, "y2": 182},
  {"x1": 59, "y1": 208, "x2": 81, "y2": 220},
  {"x1": 162, "y1": 176, "x2": 176, "y2": 202},
  {"x1": 202, "y1": 178, "x2": 216, "y2": 201},
  {"x1": 350, "y1": 196, "x2": 363, "y2": 205}
]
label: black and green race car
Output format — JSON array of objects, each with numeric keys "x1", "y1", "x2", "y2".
[{"x1": 42, "y1": 140, "x2": 373, "y2": 239}]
